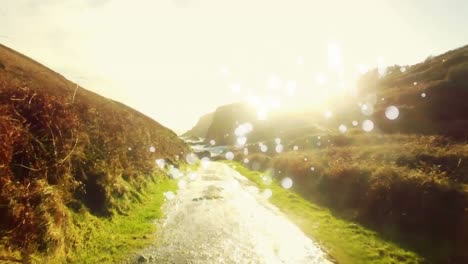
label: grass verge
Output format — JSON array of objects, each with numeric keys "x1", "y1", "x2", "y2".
[
  {"x1": 225, "y1": 161, "x2": 424, "y2": 264},
  {"x1": 27, "y1": 175, "x2": 177, "y2": 264}
]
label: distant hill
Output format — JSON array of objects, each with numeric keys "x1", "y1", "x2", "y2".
[
  {"x1": 182, "y1": 112, "x2": 214, "y2": 138},
  {"x1": 189, "y1": 45, "x2": 468, "y2": 144},
  {"x1": 191, "y1": 103, "x2": 322, "y2": 146},
  {"x1": 0, "y1": 43, "x2": 189, "y2": 259}
]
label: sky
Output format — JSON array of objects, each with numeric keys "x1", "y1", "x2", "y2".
[{"x1": 1, "y1": 0, "x2": 468, "y2": 133}]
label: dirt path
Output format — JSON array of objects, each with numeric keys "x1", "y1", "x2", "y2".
[{"x1": 137, "y1": 162, "x2": 331, "y2": 264}]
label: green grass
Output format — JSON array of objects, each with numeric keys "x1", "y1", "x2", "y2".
[
  {"x1": 28, "y1": 175, "x2": 178, "y2": 264},
  {"x1": 225, "y1": 161, "x2": 424, "y2": 264}
]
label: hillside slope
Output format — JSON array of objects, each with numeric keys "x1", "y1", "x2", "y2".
[
  {"x1": 356, "y1": 44, "x2": 468, "y2": 137},
  {"x1": 195, "y1": 45, "x2": 468, "y2": 145},
  {"x1": 0, "y1": 44, "x2": 189, "y2": 261},
  {"x1": 182, "y1": 112, "x2": 214, "y2": 138}
]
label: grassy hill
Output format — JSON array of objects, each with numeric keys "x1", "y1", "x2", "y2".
[
  {"x1": 355, "y1": 44, "x2": 468, "y2": 138},
  {"x1": 0, "y1": 44, "x2": 189, "y2": 262},
  {"x1": 190, "y1": 45, "x2": 468, "y2": 263}
]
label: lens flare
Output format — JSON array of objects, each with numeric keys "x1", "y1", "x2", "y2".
[
  {"x1": 201, "y1": 157, "x2": 210, "y2": 168},
  {"x1": 361, "y1": 104, "x2": 374, "y2": 116},
  {"x1": 155, "y1": 159, "x2": 165, "y2": 169},
  {"x1": 225, "y1": 151, "x2": 234, "y2": 160},
  {"x1": 262, "y1": 189, "x2": 273, "y2": 199},
  {"x1": 164, "y1": 191, "x2": 175, "y2": 200},
  {"x1": 275, "y1": 144, "x2": 284, "y2": 153},
  {"x1": 338, "y1": 124, "x2": 347, "y2": 133},
  {"x1": 281, "y1": 177, "x2": 293, "y2": 189},
  {"x1": 362, "y1": 119, "x2": 374, "y2": 132},
  {"x1": 385, "y1": 105, "x2": 399, "y2": 120},
  {"x1": 185, "y1": 153, "x2": 198, "y2": 165},
  {"x1": 237, "y1": 136, "x2": 247, "y2": 146}
]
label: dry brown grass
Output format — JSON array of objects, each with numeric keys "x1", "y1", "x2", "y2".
[{"x1": 0, "y1": 44, "x2": 189, "y2": 261}]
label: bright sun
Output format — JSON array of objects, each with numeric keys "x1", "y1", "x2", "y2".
[
  {"x1": 227, "y1": 43, "x2": 370, "y2": 120},
  {"x1": 224, "y1": 43, "x2": 370, "y2": 120}
]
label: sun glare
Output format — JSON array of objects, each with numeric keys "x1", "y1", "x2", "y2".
[{"x1": 220, "y1": 43, "x2": 388, "y2": 120}]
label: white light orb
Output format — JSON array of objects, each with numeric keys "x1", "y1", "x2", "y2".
[
  {"x1": 281, "y1": 177, "x2": 293, "y2": 189},
  {"x1": 225, "y1": 151, "x2": 234, "y2": 160},
  {"x1": 338, "y1": 124, "x2": 347, "y2": 133},
  {"x1": 361, "y1": 104, "x2": 374, "y2": 116},
  {"x1": 155, "y1": 159, "x2": 165, "y2": 169},
  {"x1": 362, "y1": 119, "x2": 374, "y2": 132},
  {"x1": 262, "y1": 175, "x2": 273, "y2": 185},
  {"x1": 201, "y1": 157, "x2": 210, "y2": 168},
  {"x1": 275, "y1": 144, "x2": 284, "y2": 153},
  {"x1": 164, "y1": 191, "x2": 175, "y2": 200},
  {"x1": 237, "y1": 136, "x2": 247, "y2": 146},
  {"x1": 262, "y1": 189, "x2": 273, "y2": 199},
  {"x1": 385, "y1": 106, "x2": 399, "y2": 120},
  {"x1": 185, "y1": 153, "x2": 198, "y2": 165}
]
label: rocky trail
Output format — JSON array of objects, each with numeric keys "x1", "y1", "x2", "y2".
[{"x1": 133, "y1": 162, "x2": 331, "y2": 264}]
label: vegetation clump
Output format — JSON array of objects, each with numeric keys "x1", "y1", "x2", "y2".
[{"x1": 234, "y1": 133, "x2": 468, "y2": 263}]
